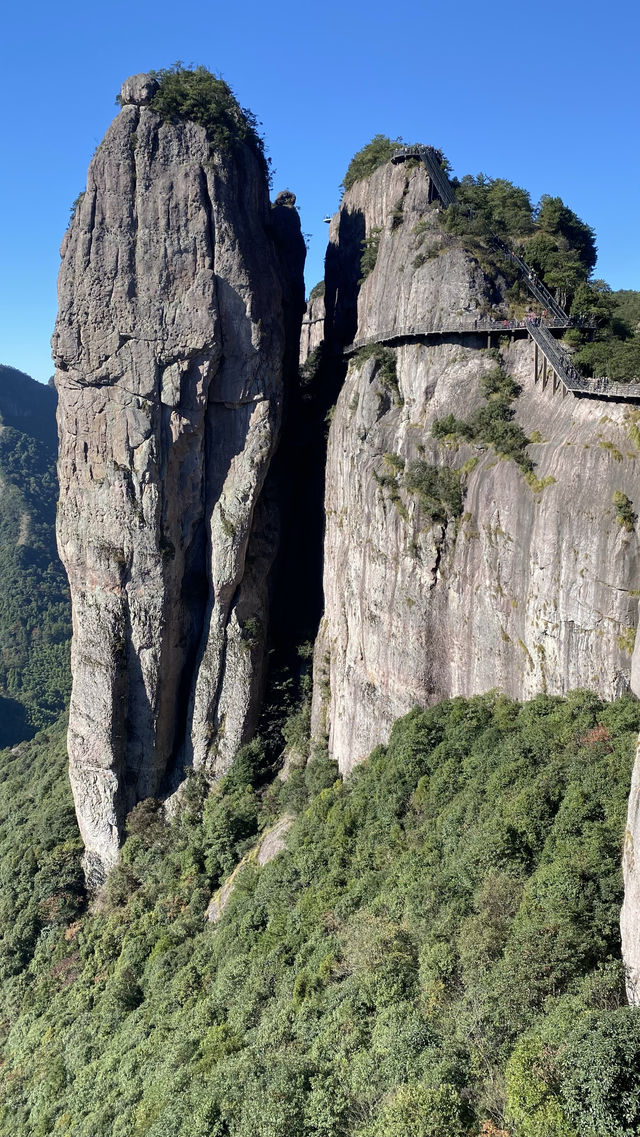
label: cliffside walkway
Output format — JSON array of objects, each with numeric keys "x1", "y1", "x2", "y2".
[
  {"x1": 344, "y1": 320, "x2": 640, "y2": 402},
  {"x1": 392, "y1": 146, "x2": 456, "y2": 208},
  {"x1": 528, "y1": 321, "x2": 640, "y2": 399},
  {"x1": 492, "y1": 240, "x2": 568, "y2": 322},
  {"x1": 344, "y1": 316, "x2": 570, "y2": 354},
  {"x1": 357, "y1": 149, "x2": 640, "y2": 401}
]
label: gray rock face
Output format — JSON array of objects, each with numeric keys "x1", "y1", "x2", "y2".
[
  {"x1": 119, "y1": 74, "x2": 159, "y2": 105},
  {"x1": 299, "y1": 292, "x2": 325, "y2": 365},
  {"x1": 311, "y1": 160, "x2": 640, "y2": 772},
  {"x1": 53, "y1": 79, "x2": 304, "y2": 882}
]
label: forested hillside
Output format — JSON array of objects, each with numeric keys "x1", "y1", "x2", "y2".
[
  {"x1": 1, "y1": 690, "x2": 639, "y2": 1136},
  {"x1": 0, "y1": 365, "x2": 71, "y2": 745}
]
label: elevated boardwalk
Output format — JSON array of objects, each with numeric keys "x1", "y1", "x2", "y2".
[
  {"x1": 392, "y1": 146, "x2": 456, "y2": 208},
  {"x1": 345, "y1": 319, "x2": 640, "y2": 402},
  {"x1": 344, "y1": 316, "x2": 570, "y2": 355},
  {"x1": 354, "y1": 149, "x2": 640, "y2": 401}
]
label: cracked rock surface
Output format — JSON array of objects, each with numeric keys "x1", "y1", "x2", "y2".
[{"x1": 53, "y1": 76, "x2": 304, "y2": 882}]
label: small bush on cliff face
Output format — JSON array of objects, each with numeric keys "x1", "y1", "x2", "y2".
[
  {"x1": 404, "y1": 460, "x2": 463, "y2": 522},
  {"x1": 145, "y1": 64, "x2": 267, "y2": 173},
  {"x1": 433, "y1": 363, "x2": 535, "y2": 476},
  {"x1": 353, "y1": 343, "x2": 401, "y2": 403},
  {"x1": 360, "y1": 226, "x2": 382, "y2": 280},
  {"x1": 614, "y1": 490, "x2": 636, "y2": 532}
]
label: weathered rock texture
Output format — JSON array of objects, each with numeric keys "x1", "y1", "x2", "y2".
[
  {"x1": 311, "y1": 160, "x2": 640, "y2": 772},
  {"x1": 299, "y1": 291, "x2": 325, "y2": 365},
  {"x1": 53, "y1": 76, "x2": 304, "y2": 881}
]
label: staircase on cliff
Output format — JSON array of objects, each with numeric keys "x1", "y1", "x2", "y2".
[
  {"x1": 358, "y1": 148, "x2": 640, "y2": 400},
  {"x1": 392, "y1": 145, "x2": 457, "y2": 208}
]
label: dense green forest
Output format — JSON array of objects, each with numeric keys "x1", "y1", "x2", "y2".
[
  {"x1": 2, "y1": 691, "x2": 640, "y2": 1136},
  {"x1": 0, "y1": 366, "x2": 71, "y2": 746}
]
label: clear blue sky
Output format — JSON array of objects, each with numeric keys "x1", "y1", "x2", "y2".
[{"x1": 1, "y1": 0, "x2": 638, "y2": 384}]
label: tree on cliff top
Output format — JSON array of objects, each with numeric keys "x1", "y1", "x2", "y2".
[
  {"x1": 123, "y1": 63, "x2": 268, "y2": 175},
  {"x1": 342, "y1": 136, "x2": 449, "y2": 193},
  {"x1": 342, "y1": 135, "x2": 402, "y2": 191}
]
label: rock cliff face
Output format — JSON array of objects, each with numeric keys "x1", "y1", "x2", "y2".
[
  {"x1": 310, "y1": 160, "x2": 640, "y2": 772},
  {"x1": 53, "y1": 74, "x2": 304, "y2": 882},
  {"x1": 299, "y1": 291, "x2": 325, "y2": 365}
]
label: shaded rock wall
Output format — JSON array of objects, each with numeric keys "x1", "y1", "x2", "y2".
[{"x1": 53, "y1": 78, "x2": 304, "y2": 881}]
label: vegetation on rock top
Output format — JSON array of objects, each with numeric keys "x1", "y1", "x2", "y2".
[
  {"x1": 129, "y1": 64, "x2": 268, "y2": 175},
  {"x1": 342, "y1": 135, "x2": 404, "y2": 192}
]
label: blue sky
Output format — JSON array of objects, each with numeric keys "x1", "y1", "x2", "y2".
[{"x1": 1, "y1": 0, "x2": 638, "y2": 383}]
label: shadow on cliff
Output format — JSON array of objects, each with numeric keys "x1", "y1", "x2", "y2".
[
  {"x1": 324, "y1": 207, "x2": 365, "y2": 350},
  {"x1": 260, "y1": 209, "x2": 367, "y2": 752}
]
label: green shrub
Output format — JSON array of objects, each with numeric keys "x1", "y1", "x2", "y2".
[
  {"x1": 353, "y1": 343, "x2": 401, "y2": 403},
  {"x1": 342, "y1": 135, "x2": 401, "y2": 191},
  {"x1": 561, "y1": 1010, "x2": 640, "y2": 1136},
  {"x1": 360, "y1": 226, "x2": 382, "y2": 281},
  {"x1": 140, "y1": 64, "x2": 267, "y2": 173},
  {"x1": 404, "y1": 461, "x2": 463, "y2": 522},
  {"x1": 614, "y1": 490, "x2": 636, "y2": 531},
  {"x1": 372, "y1": 1082, "x2": 472, "y2": 1137}
]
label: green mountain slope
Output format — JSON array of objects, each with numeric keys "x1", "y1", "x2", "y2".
[
  {"x1": 1, "y1": 691, "x2": 639, "y2": 1136},
  {"x1": 0, "y1": 365, "x2": 70, "y2": 745}
]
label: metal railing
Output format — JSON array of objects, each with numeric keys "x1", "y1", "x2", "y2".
[
  {"x1": 492, "y1": 239, "x2": 568, "y2": 321},
  {"x1": 344, "y1": 316, "x2": 570, "y2": 355},
  {"x1": 349, "y1": 150, "x2": 639, "y2": 400},
  {"x1": 528, "y1": 321, "x2": 640, "y2": 398},
  {"x1": 344, "y1": 319, "x2": 640, "y2": 401}
]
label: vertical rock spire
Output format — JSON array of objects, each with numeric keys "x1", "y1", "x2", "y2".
[{"x1": 53, "y1": 71, "x2": 304, "y2": 883}]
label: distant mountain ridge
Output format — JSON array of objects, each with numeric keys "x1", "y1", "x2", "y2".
[
  {"x1": 0, "y1": 364, "x2": 70, "y2": 746},
  {"x1": 0, "y1": 364, "x2": 57, "y2": 448}
]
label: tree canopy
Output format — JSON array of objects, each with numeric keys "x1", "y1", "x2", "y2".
[
  {"x1": 1, "y1": 691, "x2": 639, "y2": 1135},
  {"x1": 136, "y1": 64, "x2": 267, "y2": 174}
]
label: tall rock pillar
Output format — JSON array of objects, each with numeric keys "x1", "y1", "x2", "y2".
[{"x1": 53, "y1": 72, "x2": 304, "y2": 882}]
